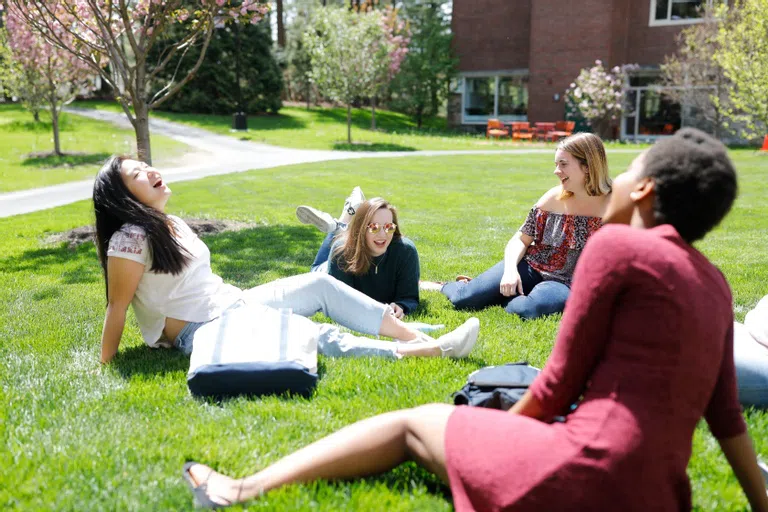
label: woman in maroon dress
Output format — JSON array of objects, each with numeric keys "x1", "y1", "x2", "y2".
[{"x1": 182, "y1": 129, "x2": 768, "y2": 511}]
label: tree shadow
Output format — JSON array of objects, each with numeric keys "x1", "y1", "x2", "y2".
[
  {"x1": 21, "y1": 152, "x2": 111, "y2": 168},
  {"x1": 1, "y1": 241, "x2": 101, "y2": 285},
  {"x1": 203, "y1": 225, "x2": 322, "y2": 287},
  {"x1": 332, "y1": 142, "x2": 416, "y2": 152},
  {"x1": 154, "y1": 110, "x2": 307, "y2": 132}
]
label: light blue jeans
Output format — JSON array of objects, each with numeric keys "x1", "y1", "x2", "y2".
[
  {"x1": 734, "y1": 322, "x2": 768, "y2": 408},
  {"x1": 175, "y1": 273, "x2": 399, "y2": 359}
]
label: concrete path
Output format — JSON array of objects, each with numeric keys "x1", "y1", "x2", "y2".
[{"x1": 0, "y1": 108, "x2": 639, "y2": 218}]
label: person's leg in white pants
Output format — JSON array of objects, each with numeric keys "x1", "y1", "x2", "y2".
[{"x1": 734, "y1": 321, "x2": 768, "y2": 408}]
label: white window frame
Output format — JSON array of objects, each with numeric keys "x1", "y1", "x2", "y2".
[
  {"x1": 460, "y1": 70, "x2": 529, "y2": 125},
  {"x1": 649, "y1": 0, "x2": 720, "y2": 26}
]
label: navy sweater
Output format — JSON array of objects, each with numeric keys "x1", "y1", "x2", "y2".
[{"x1": 328, "y1": 237, "x2": 420, "y2": 314}]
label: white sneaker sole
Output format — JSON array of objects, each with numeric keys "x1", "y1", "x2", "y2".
[{"x1": 296, "y1": 206, "x2": 336, "y2": 233}]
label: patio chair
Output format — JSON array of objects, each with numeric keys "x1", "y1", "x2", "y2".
[
  {"x1": 546, "y1": 120, "x2": 575, "y2": 142},
  {"x1": 486, "y1": 119, "x2": 510, "y2": 139},
  {"x1": 533, "y1": 122, "x2": 556, "y2": 141},
  {"x1": 510, "y1": 122, "x2": 533, "y2": 141}
]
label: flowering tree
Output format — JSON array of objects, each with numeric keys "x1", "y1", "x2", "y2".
[
  {"x1": 661, "y1": 8, "x2": 732, "y2": 139},
  {"x1": 304, "y1": 6, "x2": 407, "y2": 143},
  {"x1": 3, "y1": 0, "x2": 269, "y2": 164},
  {"x1": 715, "y1": 0, "x2": 768, "y2": 139},
  {"x1": 1, "y1": 6, "x2": 96, "y2": 156},
  {"x1": 388, "y1": 0, "x2": 456, "y2": 129},
  {"x1": 368, "y1": 4, "x2": 409, "y2": 130},
  {"x1": 566, "y1": 60, "x2": 636, "y2": 139}
]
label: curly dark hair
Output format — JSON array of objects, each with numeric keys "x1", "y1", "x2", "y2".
[{"x1": 641, "y1": 128, "x2": 737, "y2": 243}]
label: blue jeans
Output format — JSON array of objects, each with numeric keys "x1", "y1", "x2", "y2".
[
  {"x1": 440, "y1": 259, "x2": 570, "y2": 319},
  {"x1": 175, "y1": 273, "x2": 399, "y2": 359},
  {"x1": 310, "y1": 232, "x2": 335, "y2": 272},
  {"x1": 734, "y1": 322, "x2": 768, "y2": 408}
]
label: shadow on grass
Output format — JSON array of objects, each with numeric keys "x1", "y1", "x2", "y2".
[
  {"x1": 1, "y1": 241, "x2": 101, "y2": 284},
  {"x1": 204, "y1": 225, "x2": 322, "y2": 287},
  {"x1": 112, "y1": 345, "x2": 189, "y2": 379},
  {"x1": 22, "y1": 152, "x2": 111, "y2": 168},
  {"x1": 332, "y1": 142, "x2": 416, "y2": 152},
  {"x1": 154, "y1": 110, "x2": 307, "y2": 132}
]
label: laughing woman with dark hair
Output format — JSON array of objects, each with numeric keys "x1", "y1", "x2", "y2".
[
  {"x1": 182, "y1": 129, "x2": 768, "y2": 512},
  {"x1": 93, "y1": 156, "x2": 480, "y2": 365}
]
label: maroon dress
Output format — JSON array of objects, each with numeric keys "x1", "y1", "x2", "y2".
[{"x1": 445, "y1": 224, "x2": 746, "y2": 511}]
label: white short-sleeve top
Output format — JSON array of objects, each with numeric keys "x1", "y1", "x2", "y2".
[{"x1": 107, "y1": 215, "x2": 242, "y2": 347}]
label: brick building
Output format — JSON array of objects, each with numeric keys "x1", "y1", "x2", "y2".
[{"x1": 448, "y1": 0, "x2": 720, "y2": 140}]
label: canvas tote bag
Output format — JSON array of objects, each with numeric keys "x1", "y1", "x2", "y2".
[{"x1": 187, "y1": 301, "x2": 319, "y2": 399}]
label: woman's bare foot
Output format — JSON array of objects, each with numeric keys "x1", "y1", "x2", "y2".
[{"x1": 183, "y1": 462, "x2": 245, "y2": 509}]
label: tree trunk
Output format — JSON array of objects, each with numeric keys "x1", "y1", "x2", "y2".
[
  {"x1": 276, "y1": 0, "x2": 286, "y2": 49},
  {"x1": 306, "y1": 80, "x2": 311, "y2": 111},
  {"x1": 371, "y1": 96, "x2": 377, "y2": 130},
  {"x1": 51, "y1": 105, "x2": 62, "y2": 156},
  {"x1": 33, "y1": 111, "x2": 40, "y2": 122},
  {"x1": 347, "y1": 103, "x2": 352, "y2": 144},
  {"x1": 416, "y1": 106, "x2": 423, "y2": 129},
  {"x1": 133, "y1": 100, "x2": 152, "y2": 164}
]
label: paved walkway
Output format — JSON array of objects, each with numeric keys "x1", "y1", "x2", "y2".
[{"x1": 0, "y1": 108, "x2": 638, "y2": 218}]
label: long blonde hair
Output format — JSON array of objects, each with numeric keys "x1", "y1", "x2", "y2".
[
  {"x1": 557, "y1": 132, "x2": 612, "y2": 200},
  {"x1": 331, "y1": 197, "x2": 402, "y2": 276}
]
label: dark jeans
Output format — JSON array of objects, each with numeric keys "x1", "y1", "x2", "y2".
[
  {"x1": 441, "y1": 259, "x2": 570, "y2": 319},
  {"x1": 311, "y1": 232, "x2": 335, "y2": 271}
]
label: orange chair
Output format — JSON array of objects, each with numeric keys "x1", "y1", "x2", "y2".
[
  {"x1": 546, "y1": 120, "x2": 575, "y2": 141},
  {"x1": 486, "y1": 119, "x2": 510, "y2": 139},
  {"x1": 533, "y1": 122, "x2": 556, "y2": 141},
  {"x1": 510, "y1": 122, "x2": 534, "y2": 141}
]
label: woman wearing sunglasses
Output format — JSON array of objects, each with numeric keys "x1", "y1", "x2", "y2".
[
  {"x1": 298, "y1": 195, "x2": 420, "y2": 320},
  {"x1": 93, "y1": 157, "x2": 480, "y2": 364}
]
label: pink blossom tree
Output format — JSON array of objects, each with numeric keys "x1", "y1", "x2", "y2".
[
  {"x1": 1, "y1": 5, "x2": 96, "y2": 156},
  {"x1": 369, "y1": 4, "x2": 409, "y2": 130},
  {"x1": 566, "y1": 60, "x2": 637, "y2": 140},
  {"x1": 304, "y1": 6, "x2": 408, "y2": 142},
  {"x1": 3, "y1": 0, "x2": 268, "y2": 164}
]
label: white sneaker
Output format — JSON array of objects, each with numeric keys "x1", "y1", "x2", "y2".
[
  {"x1": 439, "y1": 317, "x2": 480, "y2": 358},
  {"x1": 339, "y1": 186, "x2": 365, "y2": 225},
  {"x1": 296, "y1": 205, "x2": 337, "y2": 233}
]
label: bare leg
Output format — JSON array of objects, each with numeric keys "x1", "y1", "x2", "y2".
[
  {"x1": 185, "y1": 404, "x2": 456, "y2": 506},
  {"x1": 379, "y1": 312, "x2": 427, "y2": 342}
]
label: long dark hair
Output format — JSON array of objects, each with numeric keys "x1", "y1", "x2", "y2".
[{"x1": 93, "y1": 155, "x2": 190, "y2": 300}]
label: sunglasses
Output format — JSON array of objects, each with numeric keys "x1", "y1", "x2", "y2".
[{"x1": 367, "y1": 222, "x2": 397, "y2": 234}]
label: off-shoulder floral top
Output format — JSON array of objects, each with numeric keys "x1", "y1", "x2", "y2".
[{"x1": 519, "y1": 206, "x2": 603, "y2": 286}]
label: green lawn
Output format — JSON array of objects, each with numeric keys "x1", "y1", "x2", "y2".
[
  {"x1": 73, "y1": 99, "x2": 651, "y2": 152},
  {"x1": 0, "y1": 104, "x2": 190, "y2": 192},
  {"x1": 2, "y1": 150, "x2": 767, "y2": 510}
]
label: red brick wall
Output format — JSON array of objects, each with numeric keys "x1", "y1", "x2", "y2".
[
  {"x1": 451, "y1": 0, "x2": 531, "y2": 72},
  {"x1": 451, "y1": 0, "x2": 688, "y2": 126},
  {"x1": 527, "y1": 0, "x2": 616, "y2": 122},
  {"x1": 624, "y1": 0, "x2": 683, "y2": 65}
]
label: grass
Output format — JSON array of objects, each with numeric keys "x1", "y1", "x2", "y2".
[
  {"x1": 73, "y1": 99, "x2": 652, "y2": 152},
  {"x1": 0, "y1": 104, "x2": 190, "y2": 192},
  {"x1": 2, "y1": 150, "x2": 768, "y2": 510}
]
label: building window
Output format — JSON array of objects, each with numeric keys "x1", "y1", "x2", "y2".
[
  {"x1": 622, "y1": 73, "x2": 681, "y2": 140},
  {"x1": 498, "y1": 77, "x2": 528, "y2": 117},
  {"x1": 464, "y1": 78, "x2": 494, "y2": 118},
  {"x1": 461, "y1": 73, "x2": 528, "y2": 124},
  {"x1": 649, "y1": 0, "x2": 721, "y2": 25}
]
